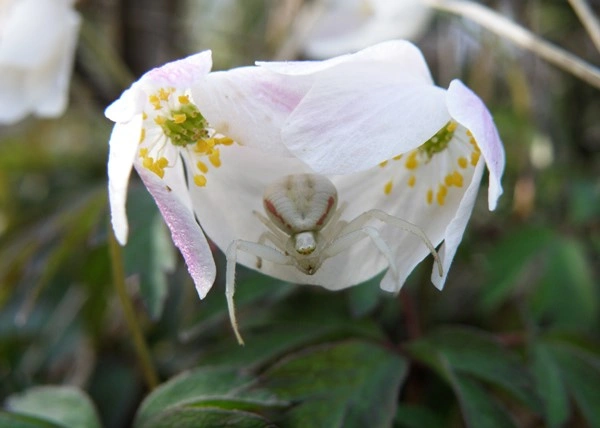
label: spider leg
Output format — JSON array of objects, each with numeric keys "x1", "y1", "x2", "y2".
[
  {"x1": 255, "y1": 231, "x2": 286, "y2": 268},
  {"x1": 323, "y1": 226, "x2": 400, "y2": 283},
  {"x1": 322, "y1": 201, "x2": 348, "y2": 241},
  {"x1": 338, "y1": 209, "x2": 443, "y2": 277},
  {"x1": 253, "y1": 210, "x2": 289, "y2": 268},
  {"x1": 225, "y1": 240, "x2": 292, "y2": 345}
]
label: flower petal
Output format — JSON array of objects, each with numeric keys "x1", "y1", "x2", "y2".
[
  {"x1": 0, "y1": 68, "x2": 30, "y2": 123},
  {"x1": 144, "y1": 50, "x2": 212, "y2": 88},
  {"x1": 193, "y1": 66, "x2": 307, "y2": 156},
  {"x1": 30, "y1": 10, "x2": 80, "y2": 117},
  {"x1": 259, "y1": 39, "x2": 433, "y2": 83},
  {"x1": 107, "y1": 116, "x2": 143, "y2": 244},
  {"x1": 136, "y1": 164, "x2": 216, "y2": 299},
  {"x1": 446, "y1": 79, "x2": 505, "y2": 210},
  {"x1": 282, "y1": 60, "x2": 450, "y2": 174},
  {"x1": 303, "y1": 1, "x2": 433, "y2": 59},
  {"x1": 104, "y1": 87, "x2": 146, "y2": 123},
  {"x1": 431, "y1": 160, "x2": 485, "y2": 290}
]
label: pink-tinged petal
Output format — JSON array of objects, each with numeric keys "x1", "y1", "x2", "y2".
[
  {"x1": 135, "y1": 165, "x2": 216, "y2": 299},
  {"x1": 144, "y1": 50, "x2": 212, "y2": 88},
  {"x1": 446, "y1": 79, "x2": 505, "y2": 210},
  {"x1": 431, "y1": 161, "x2": 485, "y2": 290},
  {"x1": 194, "y1": 66, "x2": 307, "y2": 156},
  {"x1": 259, "y1": 40, "x2": 433, "y2": 84},
  {"x1": 107, "y1": 116, "x2": 143, "y2": 245},
  {"x1": 282, "y1": 61, "x2": 450, "y2": 174}
]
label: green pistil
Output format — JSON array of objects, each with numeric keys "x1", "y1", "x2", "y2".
[
  {"x1": 161, "y1": 104, "x2": 209, "y2": 147},
  {"x1": 419, "y1": 121, "x2": 456, "y2": 159}
]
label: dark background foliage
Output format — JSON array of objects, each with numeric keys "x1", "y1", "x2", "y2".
[{"x1": 0, "y1": 0, "x2": 599, "y2": 427}]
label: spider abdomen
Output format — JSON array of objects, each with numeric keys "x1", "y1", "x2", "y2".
[{"x1": 263, "y1": 174, "x2": 338, "y2": 235}]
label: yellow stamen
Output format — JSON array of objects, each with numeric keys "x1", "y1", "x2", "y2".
[
  {"x1": 384, "y1": 180, "x2": 393, "y2": 195},
  {"x1": 408, "y1": 175, "x2": 416, "y2": 187},
  {"x1": 452, "y1": 170, "x2": 464, "y2": 187},
  {"x1": 154, "y1": 115, "x2": 166, "y2": 125},
  {"x1": 444, "y1": 174, "x2": 454, "y2": 187},
  {"x1": 471, "y1": 151, "x2": 481, "y2": 166},
  {"x1": 208, "y1": 148, "x2": 221, "y2": 167},
  {"x1": 173, "y1": 113, "x2": 186, "y2": 124},
  {"x1": 178, "y1": 95, "x2": 190, "y2": 104},
  {"x1": 458, "y1": 157, "x2": 468, "y2": 169},
  {"x1": 197, "y1": 161, "x2": 208, "y2": 174},
  {"x1": 194, "y1": 175, "x2": 207, "y2": 187},
  {"x1": 157, "y1": 157, "x2": 169, "y2": 168},
  {"x1": 149, "y1": 95, "x2": 161, "y2": 110},
  {"x1": 393, "y1": 154, "x2": 403, "y2": 161},
  {"x1": 446, "y1": 121, "x2": 458, "y2": 132},
  {"x1": 158, "y1": 88, "x2": 171, "y2": 101},
  {"x1": 405, "y1": 152, "x2": 419, "y2": 170},
  {"x1": 427, "y1": 188, "x2": 433, "y2": 205},
  {"x1": 437, "y1": 185, "x2": 447, "y2": 206},
  {"x1": 139, "y1": 128, "x2": 146, "y2": 143},
  {"x1": 379, "y1": 160, "x2": 388, "y2": 168},
  {"x1": 217, "y1": 137, "x2": 234, "y2": 146}
]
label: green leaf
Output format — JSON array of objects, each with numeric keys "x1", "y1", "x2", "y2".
[
  {"x1": 394, "y1": 404, "x2": 445, "y2": 428},
  {"x1": 134, "y1": 366, "x2": 284, "y2": 428},
  {"x1": 547, "y1": 338, "x2": 600, "y2": 426},
  {"x1": 123, "y1": 186, "x2": 176, "y2": 319},
  {"x1": 257, "y1": 339, "x2": 408, "y2": 428},
  {"x1": 5, "y1": 386, "x2": 101, "y2": 428},
  {"x1": 408, "y1": 343, "x2": 518, "y2": 428},
  {"x1": 530, "y1": 237, "x2": 598, "y2": 329},
  {"x1": 530, "y1": 342, "x2": 570, "y2": 428},
  {"x1": 0, "y1": 412, "x2": 61, "y2": 428},
  {"x1": 138, "y1": 407, "x2": 275, "y2": 428},
  {"x1": 346, "y1": 273, "x2": 384, "y2": 318},
  {"x1": 480, "y1": 226, "x2": 554, "y2": 312},
  {"x1": 408, "y1": 327, "x2": 541, "y2": 413},
  {"x1": 449, "y1": 374, "x2": 517, "y2": 428}
]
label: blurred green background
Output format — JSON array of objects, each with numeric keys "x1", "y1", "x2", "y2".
[{"x1": 0, "y1": 1, "x2": 599, "y2": 427}]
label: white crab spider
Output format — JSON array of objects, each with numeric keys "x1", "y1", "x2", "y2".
[{"x1": 225, "y1": 173, "x2": 443, "y2": 344}]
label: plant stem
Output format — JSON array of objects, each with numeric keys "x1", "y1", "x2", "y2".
[
  {"x1": 568, "y1": 0, "x2": 600, "y2": 53},
  {"x1": 425, "y1": 0, "x2": 600, "y2": 90},
  {"x1": 108, "y1": 227, "x2": 159, "y2": 390}
]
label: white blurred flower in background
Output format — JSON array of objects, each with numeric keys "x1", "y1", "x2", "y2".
[
  {"x1": 302, "y1": 0, "x2": 432, "y2": 59},
  {"x1": 0, "y1": 0, "x2": 81, "y2": 124}
]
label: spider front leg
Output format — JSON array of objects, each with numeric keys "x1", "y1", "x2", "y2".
[
  {"x1": 337, "y1": 209, "x2": 443, "y2": 277},
  {"x1": 323, "y1": 226, "x2": 401, "y2": 283},
  {"x1": 225, "y1": 239, "x2": 292, "y2": 345}
]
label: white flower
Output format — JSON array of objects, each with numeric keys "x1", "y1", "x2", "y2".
[
  {"x1": 0, "y1": 0, "x2": 80, "y2": 124},
  {"x1": 257, "y1": 40, "x2": 505, "y2": 291},
  {"x1": 107, "y1": 42, "x2": 504, "y2": 343},
  {"x1": 186, "y1": 40, "x2": 503, "y2": 296},
  {"x1": 302, "y1": 0, "x2": 432, "y2": 59},
  {"x1": 105, "y1": 51, "x2": 305, "y2": 299}
]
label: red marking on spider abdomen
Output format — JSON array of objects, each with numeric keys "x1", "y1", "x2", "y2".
[
  {"x1": 316, "y1": 196, "x2": 335, "y2": 227},
  {"x1": 264, "y1": 199, "x2": 291, "y2": 230}
]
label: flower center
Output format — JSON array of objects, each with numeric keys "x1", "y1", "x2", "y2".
[
  {"x1": 139, "y1": 87, "x2": 236, "y2": 187},
  {"x1": 419, "y1": 121, "x2": 456, "y2": 159},
  {"x1": 378, "y1": 121, "x2": 481, "y2": 207}
]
